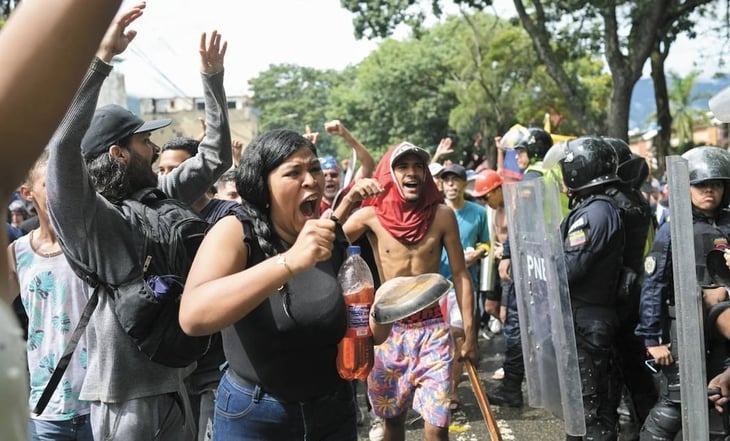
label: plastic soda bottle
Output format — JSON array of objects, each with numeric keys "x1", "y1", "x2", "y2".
[{"x1": 336, "y1": 245, "x2": 375, "y2": 381}]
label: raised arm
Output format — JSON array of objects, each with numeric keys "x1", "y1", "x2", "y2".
[
  {"x1": 159, "y1": 31, "x2": 232, "y2": 204},
  {"x1": 46, "y1": 4, "x2": 147, "y2": 284},
  {"x1": 324, "y1": 120, "x2": 375, "y2": 180},
  {"x1": 431, "y1": 138, "x2": 454, "y2": 165}
]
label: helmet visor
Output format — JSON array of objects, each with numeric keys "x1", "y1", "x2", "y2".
[
  {"x1": 498, "y1": 124, "x2": 529, "y2": 150},
  {"x1": 710, "y1": 86, "x2": 730, "y2": 123},
  {"x1": 543, "y1": 140, "x2": 568, "y2": 170}
]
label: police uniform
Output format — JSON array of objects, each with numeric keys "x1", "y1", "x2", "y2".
[
  {"x1": 636, "y1": 209, "x2": 730, "y2": 440},
  {"x1": 605, "y1": 185, "x2": 658, "y2": 429},
  {"x1": 554, "y1": 136, "x2": 627, "y2": 441},
  {"x1": 563, "y1": 193, "x2": 625, "y2": 441}
]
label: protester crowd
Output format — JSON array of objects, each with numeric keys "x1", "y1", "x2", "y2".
[{"x1": 4, "y1": 2, "x2": 730, "y2": 441}]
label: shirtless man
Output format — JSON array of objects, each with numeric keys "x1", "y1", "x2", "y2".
[{"x1": 342, "y1": 142, "x2": 478, "y2": 441}]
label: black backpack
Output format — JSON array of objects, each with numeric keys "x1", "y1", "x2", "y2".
[{"x1": 34, "y1": 188, "x2": 211, "y2": 415}]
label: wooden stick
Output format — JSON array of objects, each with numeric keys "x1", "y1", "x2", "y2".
[{"x1": 465, "y1": 358, "x2": 503, "y2": 441}]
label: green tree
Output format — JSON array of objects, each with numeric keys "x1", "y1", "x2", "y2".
[
  {"x1": 341, "y1": 0, "x2": 718, "y2": 172},
  {"x1": 441, "y1": 11, "x2": 609, "y2": 166},
  {"x1": 327, "y1": 35, "x2": 459, "y2": 160},
  {"x1": 248, "y1": 64, "x2": 344, "y2": 157},
  {"x1": 667, "y1": 70, "x2": 711, "y2": 149}
]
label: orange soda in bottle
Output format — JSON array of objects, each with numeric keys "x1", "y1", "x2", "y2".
[{"x1": 336, "y1": 245, "x2": 375, "y2": 381}]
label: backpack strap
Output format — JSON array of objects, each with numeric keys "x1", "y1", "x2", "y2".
[
  {"x1": 130, "y1": 187, "x2": 167, "y2": 203},
  {"x1": 32, "y1": 285, "x2": 102, "y2": 416}
]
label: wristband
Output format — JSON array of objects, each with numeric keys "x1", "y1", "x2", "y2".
[{"x1": 276, "y1": 253, "x2": 293, "y2": 277}]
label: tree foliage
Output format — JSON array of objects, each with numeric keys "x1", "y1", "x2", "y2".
[
  {"x1": 248, "y1": 10, "x2": 608, "y2": 167},
  {"x1": 341, "y1": 0, "x2": 491, "y2": 40},
  {"x1": 439, "y1": 12, "x2": 609, "y2": 166},
  {"x1": 340, "y1": 0, "x2": 719, "y2": 173},
  {"x1": 248, "y1": 64, "x2": 345, "y2": 157},
  {"x1": 667, "y1": 70, "x2": 712, "y2": 148},
  {"x1": 327, "y1": 35, "x2": 460, "y2": 160}
]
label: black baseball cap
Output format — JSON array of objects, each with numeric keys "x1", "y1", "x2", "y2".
[
  {"x1": 81, "y1": 104, "x2": 172, "y2": 161},
  {"x1": 440, "y1": 164, "x2": 467, "y2": 180}
]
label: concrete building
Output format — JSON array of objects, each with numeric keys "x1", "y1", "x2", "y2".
[
  {"x1": 97, "y1": 65, "x2": 259, "y2": 155},
  {"x1": 135, "y1": 95, "x2": 259, "y2": 149}
]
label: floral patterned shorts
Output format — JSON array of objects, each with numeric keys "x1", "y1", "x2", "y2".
[{"x1": 367, "y1": 317, "x2": 454, "y2": 428}]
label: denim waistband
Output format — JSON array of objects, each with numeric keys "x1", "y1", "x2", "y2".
[{"x1": 225, "y1": 368, "x2": 349, "y2": 405}]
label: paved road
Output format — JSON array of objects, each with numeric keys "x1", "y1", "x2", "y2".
[{"x1": 356, "y1": 330, "x2": 570, "y2": 441}]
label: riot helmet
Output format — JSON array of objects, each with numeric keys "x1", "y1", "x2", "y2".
[
  {"x1": 681, "y1": 146, "x2": 730, "y2": 184},
  {"x1": 603, "y1": 137, "x2": 649, "y2": 189},
  {"x1": 602, "y1": 137, "x2": 631, "y2": 164},
  {"x1": 513, "y1": 128, "x2": 553, "y2": 162},
  {"x1": 558, "y1": 137, "x2": 619, "y2": 192}
]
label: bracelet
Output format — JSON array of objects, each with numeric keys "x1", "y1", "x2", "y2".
[{"x1": 276, "y1": 253, "x2": 293, "y2": 277}]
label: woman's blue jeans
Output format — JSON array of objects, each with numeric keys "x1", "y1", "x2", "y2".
[{"x1": 213, "y1": 371, "x2": 357, "y2": 441}]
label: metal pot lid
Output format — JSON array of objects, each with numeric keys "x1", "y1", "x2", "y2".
[{"x1": 371, "y1": 273, "x2": 452, "y2": 324}]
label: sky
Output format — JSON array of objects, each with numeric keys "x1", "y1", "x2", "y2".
[
  {"x1": 117, "y1": 0, "x2": 380, "y2": 98},
  {"x1": 117, "y1": 0, "x2": 727, "y2": 99}
]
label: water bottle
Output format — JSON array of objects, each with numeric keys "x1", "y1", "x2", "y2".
[{"x1": 336, "y1": 245, "x2": 375, "y2": 381}]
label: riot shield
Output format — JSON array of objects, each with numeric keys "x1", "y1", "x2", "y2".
[
  {"x1": 480, "y1": 205, "x2": 497, "y2": 292},
  {"x1": 666, "y1": 156, "x2": 709, "y2": 440},
  {"x1": 503, "y1": 178, "x2": 585, "y2": 436}
]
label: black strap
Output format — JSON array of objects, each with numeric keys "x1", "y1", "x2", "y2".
[
  {"x1": 130, "y1": 186, "x2": 166, "y2": 203},
  {"x1": 32, "y1": 286, "x2": 101, "y2": 416}
]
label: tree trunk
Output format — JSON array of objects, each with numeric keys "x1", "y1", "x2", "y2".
[
  {"x1": 607, "y1": 73, "x2": 633, "y2": 140},
  {"x1": 513, "y1": 0, "x2": 598, "y2": 134},
  {"x1": 651, "y1": 48, "x2": 672, "y2": 177}
]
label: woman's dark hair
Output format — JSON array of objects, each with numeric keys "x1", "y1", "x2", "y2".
[{"x1": 235, "y1": 129, "x2": 316, "y2": 257}]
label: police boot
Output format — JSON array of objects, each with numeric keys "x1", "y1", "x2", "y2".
[{"x1": 487, "y1": 371, "x2": 523, "y2": 407}]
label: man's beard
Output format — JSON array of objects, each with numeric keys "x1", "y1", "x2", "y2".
[{"x1": 127, "y1": 153, "x2": 158, "y2": 191}]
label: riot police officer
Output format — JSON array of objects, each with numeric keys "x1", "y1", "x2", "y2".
[
  {"x1": 635, "y1": 146, "x2": 730, "y2": 440},
  {"x1": 514, "y1": 127, "x2": 553, "y2": 179},
  {"x1": 603, "y1": 137, "x2": 658, "y2": 439},
  {"x1": 558, "y1": 136, "x2": 625, "y2": 441}
]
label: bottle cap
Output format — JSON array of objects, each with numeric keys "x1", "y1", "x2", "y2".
[{"x1": 347, "y1": 245, "x2": 361, "y2": 255}]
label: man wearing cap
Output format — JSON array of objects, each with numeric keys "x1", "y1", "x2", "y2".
[
  {"x1": 428, "y1": 162, "x2": 445, "y2": 194},
  {"x1": 44, "y1": 20, "x2": 230, "y2": 440},
  {"x1": 343, "y1": 142, "x2": 477, "y2": 440},
  {"x1": 472, "y1": 169, "x2": 509, "y2": 328},
  {"x1": 437, "y1": 163, "x2": 489, "y2": 415}
]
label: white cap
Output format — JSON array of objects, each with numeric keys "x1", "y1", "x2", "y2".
[{"x1": 428, "y1": 162, "x2": 444, "y2": 176}]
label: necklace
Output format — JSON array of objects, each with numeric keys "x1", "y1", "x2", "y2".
[{"x1": 29, "y1": 230, "x2": 62, "y2": 258}]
